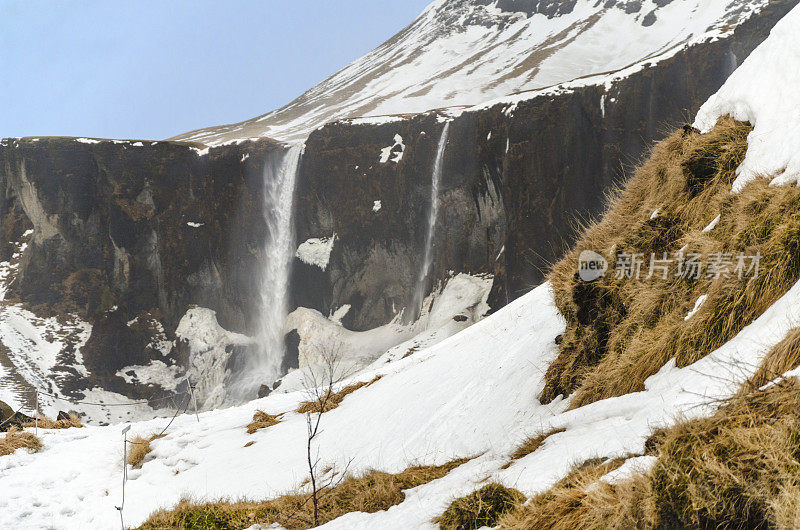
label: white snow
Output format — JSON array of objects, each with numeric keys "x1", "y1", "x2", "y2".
[
  {"x1": 372, "y1": 200, "x2": 382, "y2": 212},
  {"x1": 702, "y1": 214, "x2": 721, "y2": 232},
  {"x1": 283, "y1": 273, "x2": 493, "y2": 386},
  {"x1": 186, "y1": 221, "x2": 204, "y2": 228},
  {"x1": 684, "y1": 294, "x2": 708, "y2": 321},
  {"x1": 329, "y1": 305, "x2": 351, "y2": 325},
  {"x1": 4, "y1": 267, "x2": 800, "y2": 528},
  {"x1": 295, "y1": 235, "x2": 336, "y2": 270},
  {"x1": 598, "y1": 455, "x2": 658, "y2": 485},
  {"x1": 116, "y1": 361, "x2": 184, "y2": 392},
  {"x1": 379, "y1": 134, "x2": 405, "y2": 164},
  {"x1": 171, "y1": 0, "x2": 769, "y2": 145},
  {"x1": 175, "y1": 307, "x2": 253, "y2": 410},
  {"x1": 694, "y1": 4, "x2": 800, "y2": 192}
]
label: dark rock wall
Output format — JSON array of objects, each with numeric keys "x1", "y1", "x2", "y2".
[{"x1": 0, "y1": 138, "x2": 287, "y2": 392}]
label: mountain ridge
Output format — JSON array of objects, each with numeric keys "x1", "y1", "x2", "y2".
[{"x1": 169, "y1": 0, "x2": 771, "y2": 145}]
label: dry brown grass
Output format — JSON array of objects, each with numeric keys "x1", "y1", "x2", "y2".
[
  {"x1": 499, "y1": 457, "x2": 644, "y2": 530},
  {"x1": 545, "y1": 117, "x2": 800, "y2": 408},
  {"x1": 21, "y1": 413, "x2": 83, "y2": 430},
  {"x1": 501, "y1": 378, "x2": 800, "y2": 529},
  {"x1": 296, "y1": 376, "x2": 382, "y2": 414},
  {"x1": 501, "y1": 427, "x2": 566, "y2": 469},
  {"x1": 745, "y1": 326, "x2": 800, "y2": 390},
  {"x1": 247, "y1": 410, "x2": 281, "y2": 434},
  {"x1": 128, "y1": 434, "x2": 165, "y2": 469},
  {"x1": 648, "y1": 379, "x2": 800, "y2": 529},
  {"x1": 438, "y1": 483, "x2": 526, "y2": 529},
  {"x1": 138, "y1": 458, "x2": 468, "y2": 529},
  {"x1": 0, "y1": 426, "x2": 42, "y2": 456}
]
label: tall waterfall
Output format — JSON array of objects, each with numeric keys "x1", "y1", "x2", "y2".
[
  {"x1": 411, "y1": 122, "x2": 450, "y2": 320},
  {"x1": 235, "y1": 145, "x2": 303, "y2": 399}
]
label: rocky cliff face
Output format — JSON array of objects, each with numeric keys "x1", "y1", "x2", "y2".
[
  {"x1": 0, "y1": 0, "x2": 794, "y2": 406},
  {"x1": 0, "y1": 137, "x2": 286, "y2": 399}
]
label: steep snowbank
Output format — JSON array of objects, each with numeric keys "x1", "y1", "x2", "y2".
[
  {"x1": 695, "y1": 4, "x2": 800, "y2": 191},
  {"x1": 4, "y1": 271, "x2": 800, "y2": 528}
]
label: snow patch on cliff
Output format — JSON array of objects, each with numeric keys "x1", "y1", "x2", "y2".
[
  {"x1": 116, "y1": 361, "x2": 184, "y2": 392},
  {"x1": 694, "y1": 4, "x2": 800, "y2": 192},
  {"x1": 295, "y1": 235, "x2": 336, "y2": 270},
  {"x1": 278, "y1": 273, "x2": 493, "y2": 393},
  {"x1": 379, "y1": 134, "x2": 405, "y2": 163}
]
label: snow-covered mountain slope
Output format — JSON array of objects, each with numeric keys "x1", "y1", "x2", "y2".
[
  {"x1": 695, "y1": 2, "x2": 800, "y2": 191},
  {"x1": 170, "y1": 0, "x2": 770, "y2": 145},
  {"x1": 3, "y1": 273, "x2": 800, "y2": 528}
]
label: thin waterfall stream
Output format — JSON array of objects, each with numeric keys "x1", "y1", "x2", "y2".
[{"x1": 411, "y1": 121, "x2": 450, "y2": 321}]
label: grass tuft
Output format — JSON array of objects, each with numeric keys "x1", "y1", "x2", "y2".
[
  {"x1": 501, "y1": 375, "x2": 800, "y2": 529},
  {"x1": 649, "y1": 379, "x2": 800, "y2": 529},
  {"x1": 499, "y1": 457, "x2": 641, "y2": 529},
  {"x1": 544, "y1": 117, "x2": 800, "y2": 407},
  {"x1": 438, "y1": 483, "x2": 525, "y2": 529},
  {"x1": 296, "y1": 376, "x2": 382, "y2": 414},
  {"x1": 247, "y1": 411, "x2": 281, "y2": 434},
  {"x1": 22, "y1": 413, "x2": 83, "y2": 430},
  {"x1": 139, "y1": 459, "x2": 468, "y2": 529},
  {"x1": 0, "y1": 426, "x2": 42, "y2": 456},
  {"x1": 501, "y1": 427, "x2": 566, "y2": 469},
  {"x1": 128, "y1": 434, "x2": 165, "y2": 469}
]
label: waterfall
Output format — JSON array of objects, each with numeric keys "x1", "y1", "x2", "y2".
[
  {"x1": 234, "y1": 144, "x2": 303, "y2": 399},
  {"x1": 411, "y1": 122, "x2": 450, "y2": 320}
]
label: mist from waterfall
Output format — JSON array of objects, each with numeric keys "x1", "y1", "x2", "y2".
[
  {"x1": 233, "y1": 145, "x2": 303, "y2": 400},
  {"x1": 411, "y1": 121, "x2": 450, "y2": 321}
]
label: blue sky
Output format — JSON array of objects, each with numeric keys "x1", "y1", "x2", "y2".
[{"x1": 0, "y1": 1, "x2": 432, "y2": 140}]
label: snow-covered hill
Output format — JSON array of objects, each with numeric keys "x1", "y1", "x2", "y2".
[
  {"x1": 3, "y1": 273, "x2": 800, "y2": 528},
  {"x1": 171, "y1": 0, "x2": 769, "y2": 145}
]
